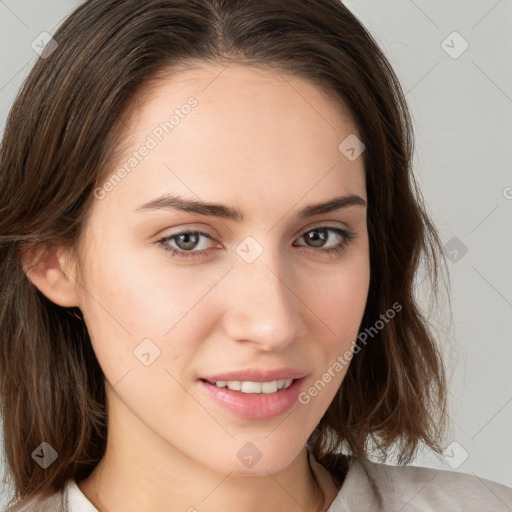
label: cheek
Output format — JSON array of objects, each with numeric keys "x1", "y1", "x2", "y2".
[
  {"x1": 80, "y1": 240, "x2": 184, "y2": 332},
  {"x1": 305, "y1": 256, "x2": 370, "y2": 384},
  {"x1": 311, "y1": 256, "x2": 370, "y2": 336},
  {"x1": 76, "y1": 242, "x2": 164, "y2": 377},
  {"x1": 77, "y1": 242, "x2": 214, "y2": 380},
  {"x1": 295, "y1": 259, "x2": 369, "y2": 410}
]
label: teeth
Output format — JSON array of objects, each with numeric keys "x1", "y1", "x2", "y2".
[
  {"x1": 242, "y1": 381, "x2": 262, "y2": 393},
  {"x1": 261, "y1": 381, "x2": 277, "y2": 393},
  {"x1": 212, "y1": 379, "x2": 293, "y2": 393}
]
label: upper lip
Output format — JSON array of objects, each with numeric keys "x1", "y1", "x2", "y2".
[{"x1": 200, "y1": 367, "x2": 308, "y2": 383}]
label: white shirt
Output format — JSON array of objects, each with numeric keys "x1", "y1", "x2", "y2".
[{"x1": 13, "y1": 458, "x2": 512, "y2": 511}]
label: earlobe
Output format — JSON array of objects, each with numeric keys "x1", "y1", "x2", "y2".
[{"x1": 20, "y1": 242, "x2": 82, "y2": 308}]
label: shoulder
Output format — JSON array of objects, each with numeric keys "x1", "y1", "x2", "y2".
[
  {"x1": 3, "y1": 486, "x2": 66, "y2": 512},
  {"x1": 333, "y1": 457, "x2": 512, "y2": 512}
]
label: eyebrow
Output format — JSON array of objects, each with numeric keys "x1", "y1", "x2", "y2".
[{"x1": 135, "y1": 193, "x2": 367, "y2": 221}]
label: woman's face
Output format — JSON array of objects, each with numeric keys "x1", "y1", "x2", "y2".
[{"x1": 72, "y1": 63, "x2": 370, "y2": 476}]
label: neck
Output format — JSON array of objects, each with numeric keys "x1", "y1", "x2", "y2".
[{"x1": 78, "y1": 393, "x2": 339, "y2": 512}]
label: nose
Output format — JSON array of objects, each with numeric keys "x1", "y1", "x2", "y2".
[{"x1": 220, "y1": 251, "x2": 307, "y2": 352}]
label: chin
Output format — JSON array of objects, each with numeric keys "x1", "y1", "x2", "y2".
[{"x1": 205, "y1": 436, "x2": 306, "y2": 477}]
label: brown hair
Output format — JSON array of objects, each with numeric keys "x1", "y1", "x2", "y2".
[{"x1": 0, "y1": 0, "x2": 450, "y2": 508}]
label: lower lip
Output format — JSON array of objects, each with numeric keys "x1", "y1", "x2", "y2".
[{"x1": 198, "y1": 378, "x2": 306, "y2": 420}]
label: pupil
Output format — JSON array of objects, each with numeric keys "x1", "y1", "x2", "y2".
[
  {"x1": 177, "y1": 233, "x2": 199, "y2": 250},
  {"x1": 306, "y1": 229, "x2": 327, "y2": 247}
]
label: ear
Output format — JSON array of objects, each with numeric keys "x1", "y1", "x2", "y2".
[{"x1": 20, "y1": 242, "x2": 82, "y2": 308}]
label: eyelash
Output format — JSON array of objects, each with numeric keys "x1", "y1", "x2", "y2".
[{"x1": 157, "y1": 226, "x2": 356, "y2": 260}]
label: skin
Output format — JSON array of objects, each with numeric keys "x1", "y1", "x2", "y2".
[{"x1": 25, "y1": 63, "x2": 370, "y2": 512}]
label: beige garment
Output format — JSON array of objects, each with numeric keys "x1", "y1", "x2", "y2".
[{"x1": 6, "y1": 458, "x2": 512, "y2": 511}]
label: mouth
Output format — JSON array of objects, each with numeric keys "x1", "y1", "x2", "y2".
[
  {"x1": 197, "y1": 376, "x2": 307, "y2": 420},
  {"x1": 199, "y1": 377, "x2": 296, "y2": 394}
]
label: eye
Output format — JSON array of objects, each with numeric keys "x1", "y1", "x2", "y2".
[
  {"x1": 157, "y1": 226, "x2": 355, "y2": 260},
  {"x1": 293, "y1": 226, "x2": 355, "y2": 257},
  {"x1": 157, "y1": 230, "x2": 219, "y2": 260}
]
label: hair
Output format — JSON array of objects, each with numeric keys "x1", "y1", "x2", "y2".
[{"x1": 0, "y1": 0, "x2": 451, "y2": 509}]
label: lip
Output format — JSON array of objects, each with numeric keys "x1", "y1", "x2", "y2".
[
  {"x1": 198, "y1": 376, "x2": 307, "y2": 420},
  {"x1": 200, "y1": 367, "x2": 308, "y2": 383}
]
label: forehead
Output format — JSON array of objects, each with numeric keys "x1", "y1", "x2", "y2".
[
  {"x1": 96, "y1": 63, "x2": 366, "y2": 219},
  {"x1": 129, "y1": 62, "x2": 360, "y2": 141}
]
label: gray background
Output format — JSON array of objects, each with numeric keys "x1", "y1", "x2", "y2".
[{"x1": 1, "y1": 0, "x2": 511, "y2": 506}]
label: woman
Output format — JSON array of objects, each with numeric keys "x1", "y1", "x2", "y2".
[{"x1": 1, "y1": 1, "x2": 510, "y2": 511}]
